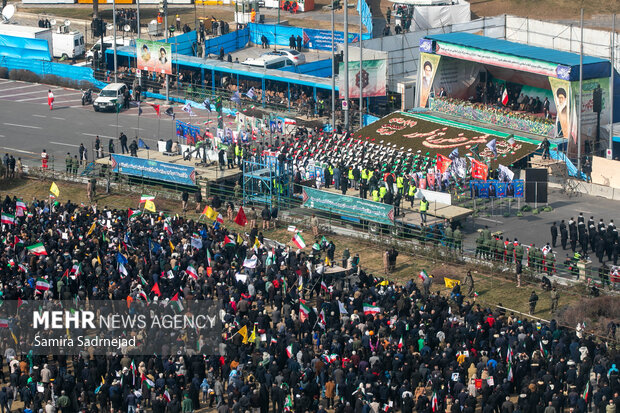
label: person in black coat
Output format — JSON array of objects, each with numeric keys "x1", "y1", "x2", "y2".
[
  {"x1": 560, "y1": 220, "x2": 568, "y2": 250},
  {"x1": 296, "y1": 35, "x2": 302, "y2": 52},
  {"x1": 289, "y1": 35, "x2": 296, "y2": 49},
  {"x1": 550, "y1": 222, "x2": 558, "y2": 248}
]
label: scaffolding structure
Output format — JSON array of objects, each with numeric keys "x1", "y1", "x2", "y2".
[{"x1": 242, "y1": 156, "x2": 292, "y2": 207}]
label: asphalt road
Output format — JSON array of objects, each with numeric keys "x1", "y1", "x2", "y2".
[
  {"x1": 0, "y1": 79, "x2": 618, "y2": 249},
  {"x1": 0, "y1": 78, "x2": 217, "y2": 168}
]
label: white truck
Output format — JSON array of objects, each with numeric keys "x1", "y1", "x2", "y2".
[
  {"x1": 0, "y1": 24, "x2": 53, "y2": 57},
  {"x1": 0, "y1": 23, "x2": 85, "y2": 59},
  {"x1": 86, "y1": 36, "x2": 132, "y2": 63},
  {"x1": 52, "y1": 25, "x2": 85, "y2": 59}
]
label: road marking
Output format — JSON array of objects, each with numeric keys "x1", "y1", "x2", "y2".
[
  {"x1": 52, "y1": 116, "x2": 65, "y2": 120},
  {"x1": 0, "y1": 88, "x2": 62, "y2": 99},
  {"x1": 17, "y1": 92, "x2": 80, "y2": 102},
  {"x1": 82, "y1": 133, "x2": 115, "y2": 139},
  {"x1": 32, "y1": 114, "x2": 47, "y2": 118},
  {"x1": 0, "y1": 146, "x2": 37, "y2": 155},
  {"x1": 0, "y1": 84, "x2": 40, "y2": 93},
  {"x1": 477, "y1": 217, "x2": 504, "y2": 224},
  {"x1": 0, "y1": 134, "x2": 5, "y2": 138},
  {"x1": 3, "y1": 123, "x2": 42, "y2": 129},
  {"x1": 49, "y1": 141, "x2": 79, "y2": 147}
]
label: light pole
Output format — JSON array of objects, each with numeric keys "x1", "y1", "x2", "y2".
[
  {"x1": 113, "y1": 0, "x2": 118, "y2": 83},
  {"x1": 344, "y1": 0, "x2": 349, "y2": 130},
  {"x1": 331, "y1": 2, "x2": 335, "y2": 130}
]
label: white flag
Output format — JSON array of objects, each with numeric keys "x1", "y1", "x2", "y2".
[
  {"x1": 182, "y1": 103, "x2": 197, "y2": 117},
  {"x1": 498, "y1": 164, "x2": 515, "y2": 182}
]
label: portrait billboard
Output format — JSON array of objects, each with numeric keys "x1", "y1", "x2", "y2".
[{"x1": 136, "y1": 39, "x2": 172, "y2": 75}]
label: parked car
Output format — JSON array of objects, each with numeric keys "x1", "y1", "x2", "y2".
[
  {"x1": 268, "y1": 49, "x2": 306, "y2": 65},
  {"x1": 93, "y1": 83, "x2": 127, "y2": 112}
]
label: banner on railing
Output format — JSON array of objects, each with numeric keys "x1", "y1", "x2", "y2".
[
  {"x1": 176, "y1": 120, "x2": 202, "y2": 145},
  {"x1": 302, "y1": 187, "x2": 394, "y2": 226},
  {"x1": 470, "y1": 179, "x2": 524, "y2": 198},
  {"x1": 110, "y1": 154, "x2": 196, "y2": 186}
]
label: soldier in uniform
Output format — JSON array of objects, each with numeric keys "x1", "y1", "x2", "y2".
[
  {"x1": 550, "y1": 287, "x2": 559, "y2": 313},
  {"x1": 444, "y1": 222, "x2": 453, "y2": 251},
  {"x1": 453, "y1": 227, "x2": 463, "y2": 253}
]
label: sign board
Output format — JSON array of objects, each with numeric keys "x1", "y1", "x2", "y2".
[
  {"x1": 302, "y1": 187, "x2": 394, "y2": 226},
  {"x1": 342, "y1": 100, "x2": 348, "y2": 110},
  {"x1": 136, "y1": 39, "x2": 172, "y2": 75},
  {"x1": 607, "y1": 148, "x2": 613, "y2": 160},
  {"x1": 135, "y1": 69, "x2": 141, "y2": 78},
  {"x1": 110, "y1": 154, "x2": 196, "y2": 186}
]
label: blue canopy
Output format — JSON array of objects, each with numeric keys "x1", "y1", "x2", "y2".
[
  {"x1": 0, "y1": 34, "x2": 51, "y2": 61},
  {"x1": 425, "y1": 33, "x2": 610, "y2": 81}
]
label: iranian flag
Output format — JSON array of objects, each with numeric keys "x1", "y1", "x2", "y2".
[
  {"x1": 582, "y1": 381, "x2": 589, "y2": 401},
  {"x1": 16, "y1": 200, "x2": 26, "y2": 216},
  {"x1": 299, "y1": 300, "x2": 311, "y2": 322},
  {"x1": 292, "y1": 232, "x2": 306, "y2": 249},
  {"x1": 186, "y1": 265, "x2": 198, "y2": 280},
  {"x1": 216, "y1": 214, "x2": 224, "y2": 224},
  {"x1": 163, "y1": 221, "x2": 173, "y2": 236},
  {"x1": 419, "y1": 269, "x2": 429, "y2": 281},
  {"x1": 363, "y1": 303, "x2": 381, "y2": 315},
  {"x1": 1, "y1": 213, "x2": 15, "y2": 225},
  {"x1": 70, "y1": 263, "x2": 82, "y2": 279},
  {"x1": 286, "y1": 344, "x2": 293, "y2": 358},
  {"x1": 431, "y1": 392, "x2": 439, "y2": 412},
  {"x1": 398, "y1": 336, "x2": 403, "y2": 349},
  {"x1": 163, "y1": 390, "x2": 171, "y2": 402},
  {"x1": 170, "y1": 292, "x2": 184, "y2": 312},
  {"x1": 128, "y1": 209, "x2": 142, "y2": 219},
  {"x1": 140, "y1": 195, "x2": 155, "y2": 204},
  {"x1": 320, "y1": 280, "x2": 329, "y2": 292},
  {"x1": 223, "y1": 235, "x2": 236, "y2": 247},
  {"x1": 35, "y1": 278, "x2": 50, "y2": 291},
  {"x1": 501, "y1": 87, "x2": 509, "y2": 105},
  {"x1": 507, "y1": 361, "x2": 513, "y2": 382},
  {"x1": 27, "y1": 242, "x2": 47, "y2": 256},
  {"x1": 138, "y1": 290, "x2": 149, "y2": 302},
  {"x1": 0, "y1": 319, "x2": 8, "y2": 328}
]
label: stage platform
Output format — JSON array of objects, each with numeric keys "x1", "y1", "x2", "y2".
[{"x1": 95, "y1": 149, "x2": 243, "y2": 182}]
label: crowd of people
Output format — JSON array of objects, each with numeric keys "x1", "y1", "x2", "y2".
[{"x1": 0, "y1": 193, "x2": 617, "y2": 413}]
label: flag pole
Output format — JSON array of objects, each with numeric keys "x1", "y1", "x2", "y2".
[{"x1": 359, "y1": 3, "x2": 363, "y2": 130}]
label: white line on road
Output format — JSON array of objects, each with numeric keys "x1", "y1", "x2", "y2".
[
  {"x1": 17, "y1": 92, "x2": 80, "y2": 102},
  {"x1": 49, "y1": 141, "x2": 79, "y2": 147},
  {"x1": 0, "y1": 88, "x2": 62, "y2": 98},
  {"x1": 0, "y1": 146, "x2": 37, "y2": 155},
  {"x1": 82, "y1": 133, "x2": 115, "y2": 139},
  {"x1": 3, "y1": 123, "x2": 42, "y2": 129},
  {"x1": 477, "y1": 217, "x2": 504, "y2": 224},
  {"x1": 32, "y1": 114, "x2": 47, "y2": 118},
  {"x1": 0, "y1": 84, "x2": 40, "y2": 93},
  {"x1": 0, "y1": 135, "x2": 5, "y2": 138},
  {"x1": 52, "y1": 117, "x2": 65, "y2": 120}
]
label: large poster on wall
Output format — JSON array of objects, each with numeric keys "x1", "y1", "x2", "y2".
[
  {"x1": 338, "y1": 59, "x2": 387, "y2": 99},
  {"x1": 417, "y1": 53, "x2": 441, "y2": 108},
  {"x1": 431, "y1": 56, "x2": 480, "y2": 101},
  {"x1": 548, "y1": 77, "x2": 572, "y2": 140},
  {"x1": 575, "y1": 78, "x2": 610, "y2": 150},
  {"x1": 136, "y1": 39, "x2": 172, "y2": 75}
]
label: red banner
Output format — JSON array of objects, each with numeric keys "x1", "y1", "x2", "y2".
[
  {"x1": 436, "y1": 153, "x2": 452, "y2": 174},
  {"x1": 471, "y1": 159, "x2": 489, "y2": 181}
]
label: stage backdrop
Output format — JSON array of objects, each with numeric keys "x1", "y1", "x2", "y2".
[
  {"x1": 591, "y1": 155, "x2": 620, "y2": 188},
  {"x1": 136, "y1": 39, "x2": 172, "y2": 75},
  {"x1": 338, "y1": 59, "x2": 387, "y2": 99}
]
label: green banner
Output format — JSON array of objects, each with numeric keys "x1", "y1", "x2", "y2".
[{"x1": 302, "y1": 187, "x2": 394, "y2": 226}]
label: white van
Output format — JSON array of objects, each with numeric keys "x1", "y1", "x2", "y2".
[
  {"x1": 52, "y1": 27, "x2": 85, "y2": 59},
  {"x1": 86, "y1": 37, "x2": 132, "y2": 63},
  {"x1": 93, "y1": 83, "x2": 128, "y2": 112},
  {"x1": 242, "y1": 54, "x2": 294, "y2": 69}
]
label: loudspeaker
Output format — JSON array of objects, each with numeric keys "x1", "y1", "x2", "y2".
[
  {"x1": 593, "y1": 86, "x2": 602, "y2": 113},
  {"x1": 525, "y1": 168, "x2": 548, "y2": 203}
]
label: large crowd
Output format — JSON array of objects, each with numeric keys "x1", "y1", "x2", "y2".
[{"x1": 0, "y1": 194, "x2": 617, "y2": 413}]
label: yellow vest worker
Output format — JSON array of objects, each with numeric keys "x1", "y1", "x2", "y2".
[
  {"x1": 420, "y1": 199, "x2": 429, "y2": 212},
  {"x1": 361, "y1": 169, "x2": 368, "y2": 181},
  {"x1": 408, "y1": 184, "x2": 416, "y2": 197},
  {"x1": 379, "y1": 186, "x2": 387, "y2": 199},
  {"x1": 372, "y1": 189, "x2": 380, "y2": 202},
  {"x1": 348, "y1": 168, "x2": 354, "y2": 180}
]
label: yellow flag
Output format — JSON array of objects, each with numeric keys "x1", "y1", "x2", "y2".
[
  {"x1": 253, "y1": 237, "x2": 260, "y2": 249},
  {"x1": 236, "y1": 233, "x2": 243, "y2": 245},
  {"x1": 11, "y1": 331, "x2": 17, "y2": 345},
  {"x1": 97, "y1": 253, "x2": 101, "y2": 265},
  {"x1": 248, "y1": 325, "x2": 256, "y2": 343},
  {"x1": 444, "y1": 277, "x2": 461, "y2": 289},
  {"x1": 144, "y1": 200, "x2": 156, "y2": 213},
  {"x1": 376, "y1": 280, "x2": 389, "y2": 286},
  {"x1": 204, "y1": 206, "x2": 218, "y2": 220},
  {"x1": 50, "y1": 182, "x2": 60, "y2": 198},
  {"x1": 238, "y1": 325, "x2": 248, "y2": 344},
  {"x1": 169, "y1": 240, "x2": 175, "y2": 252},
  {"x1": 87, "y1": 221, "x2": 97, "y2": 237}
]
